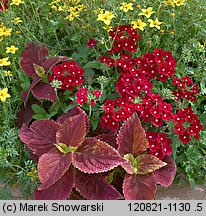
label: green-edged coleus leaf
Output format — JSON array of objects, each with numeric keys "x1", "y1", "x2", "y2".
[
  {"x1": 117, "y1": 112, "x2": 149, "y2": 157},
  {"x1": 153, "y1": 156, "x2": 176, "y2": 187},
  {"x1": 56, "y1": 112, "x2": 87, "y2": 147},
  {"x1": 123, "y1": 154, "x2": 167, "y2": 175},
  {"x1": 38, "y1": 148, "x2": 72, "y2": 190},
  {"x1": 123, "y1": 173, "x2": 157, "y2": 200},
  {"x1": 20, "y1": 42, "x2": 69, "y2": 104},
  {"x1": 72, "y1": 137, "x2": 124, "y2": 173},
  {"x1": 74, "y1": 171, "x2": 123, "y2": 200},
  {"x1": 35, "y1": 167, "x2": 74, "y2": 200},
  {"x1": 19, "y1": 120, "x2": 60, "y2": 156}
]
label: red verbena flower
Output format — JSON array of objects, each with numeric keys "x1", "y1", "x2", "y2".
[
  {"x1": 75, "y1": 87, "x2": 88, "y2": 105},
  {"x1": 86, "y1": 38, "x2": 98, "y2": 48},
  {"x1": 92, "y1": 90, "x2": 102, "y2": 98}
]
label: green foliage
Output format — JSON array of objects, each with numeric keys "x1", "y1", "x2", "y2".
[{"x1": 0, "y1": 187, "x2": 12, "y2": 200}]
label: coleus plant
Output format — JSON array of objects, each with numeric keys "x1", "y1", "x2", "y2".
[
  {"x1": 19, "y1": 106, "x2": 176, "y2": 200},
  {"x1": 20, "y1": 42, "x2": 70, "y2": 104}
]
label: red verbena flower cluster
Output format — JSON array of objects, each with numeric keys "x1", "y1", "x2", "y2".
[
  {"x1": 146, "y1": 132, "x2": 172, "y2": 159},
  {"x1": 173, "y1": 107, "x2": 203, "y2": 143},
  {"x1": 75, "y1": 88, "x2": 103, "y2": 106},
  {"x1": 101, "y1": 98, "x2": 136, "y2": 130},
  {"x1": 172, "y1": 75, "x2": 199, "y2": 102},
  {"x1": 48, "y1": 60, "x2": 85, "y2": 91},
  {"x1": 99, "y1": 24, "x2": 203, "y2": 147},
  {"x1": 99, "y1": 25, "x2": 141, "y2": 68},
  {"x1": 109, "y1": 25, "x2": 141, "y2": 54}
]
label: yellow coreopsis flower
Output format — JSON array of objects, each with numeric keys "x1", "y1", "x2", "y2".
[
  {"x1": 197, "y1": 42, "x2": 204, "y2": 50},
  {"x1": 0, "y1": 26, "x2": 12, "y2": 37},
  {"x1": 13, "y1": 17, "x2": 22, "y2": 24},
  {"x1": 103, "y1": 25, "x2": 113, "y2": 32},
  {"x1": 0, "y1": 57, "x2": 11, "y2": 66},
  {"x1": 66, "y1": 12, "x2": 80, "y2": 21},
  {"x1": 6, "y1": 45, "x2": 19, "y2": 54},
  {"x1": 138, "y1": 7, "x2": 155, "y2": 18},
  {"x1": 175, "y1": 0, "x2": 185, "y2": 6},
  {"x1": 0, "y1": 88, "x2": 11, "y2": 102},
  {"x1": 131, "y1": 19, "x2": 147, "y2": 31},
  {"x1": 10, "y1": 0, "x2": 25, "y2": 5},
  {"x1": 97, "y1": 11, "x2": 115, "y2": 25},
  {"x1": 120, "y1": 2, "x2": 133, "y2": 13},
  {"x1": 166, "y1": 0, "x2": 175, "y2": 7},
  {"x1": 4, "y1": 71, "x2": 13, "y2": 77},
  {"x1": 148, "y1": 18, "x2": 162, "y2": 30}
]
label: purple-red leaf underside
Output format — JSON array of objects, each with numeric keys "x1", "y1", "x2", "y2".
[
  {"x1": 123, "y1": 173, "x2": 157, "y2": 200},
  {"x1": 56, "y1": 112, "x2": 86, "y2": 147},
  {"x1": 19, "y1": 120, "x2": 60, "y2": 156},
  {"x1": 75, "y1": 171, "x2": 123, "y2": 200},
  {"x1": 72, "y1": 137, "x2": 124, "y2": 173},
  {"x1": 153, "y1": 156, "x2": 176, "y2": 187},
  {"x1": 137, "y1": 154, "x2": 167, "y2": 175},
  {"x1": 38, "y1": 148, "x2": 72, "y2": 190},
  {"x1": 117, "y1": 112, "x2": 149, "y2": 157},
  {"x1": 32, "y1": 82, "x2": 57, "y2": 103},
  {"x1": 35, "y1": 167, "x2": 74, "y2": 200}
]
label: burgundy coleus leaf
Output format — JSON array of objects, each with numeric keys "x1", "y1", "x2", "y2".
[
  {"x1": 20, "y1": 42, "x2": 70, "y2": 77},
  {"x1": 56, "y1": 112, "x2": 86, "y2": 147},
  {"x1": 19, "y1": 120, "x2": 60, "y2": 156},
  {"x1": 20, "y1": 42, "x2": 70, "y2": 104},
  {"x1": 117, "y1": 112, "x2": 149, "y2": 157},
  {"x1": 57, "y1": 106, "x2": 89, "y2": 133},
  {"x1": 136, "y1": 154, "x2": 167, "y2": 175},
  {"x1": 32, "y1": 82, "x2": 56, "y2": 103},
  {"x1": 153, "y1": 156, "x2": 176, "y2": 187},
  {"x1": 75, "y1": 171, "x2": 123, "y2": 200},
  {"x1": 44, "y1": 56, "x2": 71, "y2": 73},
  {"x1": 123, "y1": 173, "x2": 157, "y2": 200},
  {"x1": 72, "y1": 137, "x2": 124, "y2": 173},
  {"x1": 16, "y1": 99, "x2": 40, "y2": 127},
  {"x1": 20, "y1": 43, "x2": 49, "y2": 78},
  {"x1": 34, "y1": 167, "x2": 74, "y2": 200},
  {"x1": 38, "y1": 148, "x2": 72, "y2": 190},
  {"x1": 94, "y1": 132, "x2": 118, "y2": 149},
  {"x1": 22, "y1": 77, "x2": 40, "y2": 104}
]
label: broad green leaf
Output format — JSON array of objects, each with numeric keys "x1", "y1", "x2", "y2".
[{"x1": 84, "y1": 60, "x2": 102, "y2": 69}]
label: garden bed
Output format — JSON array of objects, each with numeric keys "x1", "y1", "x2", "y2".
[{"x1": 0, "y1": 0, "x2": 205, "y2": 200}]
